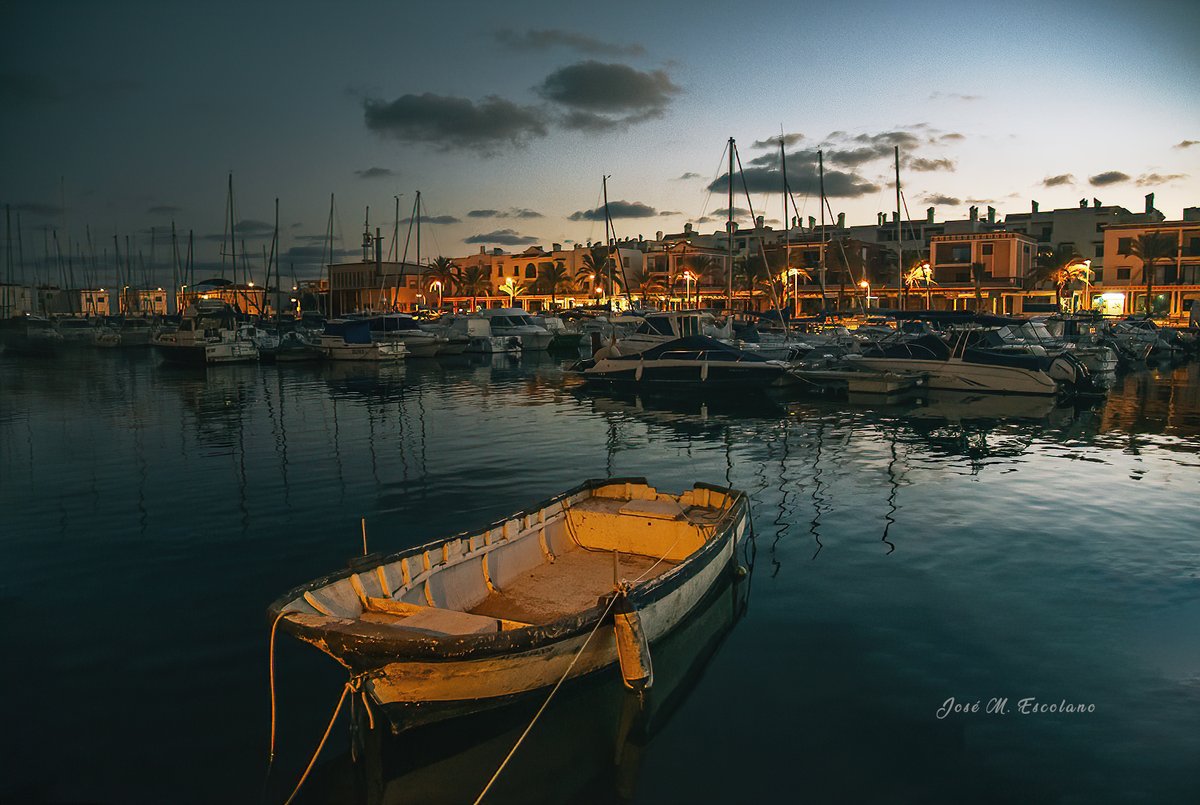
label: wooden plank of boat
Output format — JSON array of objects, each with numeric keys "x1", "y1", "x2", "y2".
[{"x1": 268, "y1": 478, "x2": 749, "y2": 732}]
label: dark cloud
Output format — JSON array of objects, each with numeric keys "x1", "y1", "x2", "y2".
[
  {"x1": 850, "y1": 130, "x2": 922, "y2": 149},
  {"x1": 464, "y1": 229, "x2": 539, "y2": 245},
  {"x1": 363, "y1": 92, "x2": 547, "y2": 153},
  {"x1": 1174, "y1": 140, "x2": 1198, "y2": 149},
  {"x1": 921, "y1": 194, "x2": 961, "y2": 206},
  {"x1": 907, "y1": 157, "x2": 956, "y2": 172},
  {"x1": 537, "y1": 61, "x2": 678, "y2": 130},
  {"x1": 1137, "y1": 172, "x2": 1188, "y2": 185},
  {"x1": 965, "y1": 198, "x2": 995, "y2": 204},
  {"x1": 706, "y1": 162, "x2": 879, "y2": 198},
  {"x1": 828, "y1": 146, "x2": 889, "y2": 167},
  {"x1": 676, "y1": 172, "x2": 701, "y2": 180},
  {"x1": 1042, "y1": 174, "x2": 1075, "y2": 187},
  {"x1": 569, "y1": 200, "x2": 658, "y2": 221},
  {"x1": 147, "y1": 205, "x2": 182, "y2": 215},
  {"x1": 467, "y1": 208, "x2": 543, "y2": 219},
  {"x1": 283, "y1": 245, "x2": 356, "y2": 262},
  {"x1": 354, "y1": 167, "x2": 395, "y2": 179},
  {"x1": 494, "y1": 28, "x2": 644, "y2": 57},
  {"x1": 929, "y1": 92, "x2": 982, "y2": 101},
  {"x1": 235, "y1": 219, "x2": 274, "y2": 234},
  {"x1": 694, "y1": 216, "x2": 715, "y2": 224},
  {"x1": 751, "y1": 133, "x2": 804, "y2": 149},
  {"x1": 939, "y1": 133, "x2": 966, "y2": 142},
  {"x1": 400, "y1": 214, "x2": 461, "y2": 225},
  {"x1": 1089, "y1": 171, "x2": 1131, "y2": 186},
  {"x1": 12, "y1": 202, "x2": 65, "y2": 217},
  {"x1": 711, "y1": 207, "x2": 752, "y2": 219},
  {"x1": 659, "y1": 210, "x2": 681, "y2": 216}
]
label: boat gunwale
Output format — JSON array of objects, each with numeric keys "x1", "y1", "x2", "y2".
[{"x1": 267, "y1": 478, "x2": 747, "y2": 663}]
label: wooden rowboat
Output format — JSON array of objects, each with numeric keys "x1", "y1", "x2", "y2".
[{"x1": 268, "y1": 478, "x2": 750, "y2": 733}]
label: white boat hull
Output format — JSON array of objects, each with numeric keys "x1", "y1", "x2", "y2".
[{"x1": 850, "y1": 356, "x2": 1058, "y2": 395}]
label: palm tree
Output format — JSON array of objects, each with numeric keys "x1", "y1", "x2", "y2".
[
  {"x1": 826, "y1": 238, "x2": 864, "y2": 311},
  {"x1": 903, "y1": 261, "x2": 936, "y2": 309},
  {"x1": 423, "y1": 256, "x2": 458, "y2": 307},
  {"x1": 1131, "y1": 233, "x2": 1177, "y2": 317},
  {"x1": 1029, "y1": 245, "x2": 1080, "y2": 310},
  {"x1": 970, "y1": 261, "x2": 986, "y2": 312},
  {"x1": 535, "y1": 260, "x2": 574, "y2": 309},
  {"x1": 454, "y1": 264, "x2": 490, "y2": 311},
  {"x1": 624, "y1": 264, "x2": 666, "y2": 306},
  {"x1": 498, "y1": 277, "x2": 528, "y2": 306}
]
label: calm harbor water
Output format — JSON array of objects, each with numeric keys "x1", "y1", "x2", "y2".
[{"x1": 2, "y1": 348, "x2": 1199, "y2": 804}]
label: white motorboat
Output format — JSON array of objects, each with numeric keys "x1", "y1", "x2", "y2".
[
  {"x1": 477, "y1": 308, "x2": 554, "y2": 351},
  {"x1": 362, "y1": 313, "x2": 447, "y2": 358},
  {"x1": 152, "y1": 301, "x2": 258, "y2": 364},
  {"x1": 320, "y1": 319, "x2": 406, "y2": 362}
]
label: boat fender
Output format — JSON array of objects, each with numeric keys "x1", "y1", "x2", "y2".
[
  {"x1": 613, "y1": 591, "x2": 654, "y2": 692},
  {"x1": 635, "y1": 360, "x2": 643, "y2": 381},
  {"x1": 700, "y1": 361, "x2": 709, "y2": 382}
]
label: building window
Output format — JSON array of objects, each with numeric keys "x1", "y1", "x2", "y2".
[
  {"x1": 1188, "y1": 238, "x2": 1200, "y2": 257},
  {"x1": 1094, "y1": 243, "x2": 1104, "y2": 258},
  {"x1": 1118, "y1": 237, "x2": 1132, "y2": 255},
  {"x1": 525, "y1": 264, "x2": 536, "y2": 278},
  {"x1": 1117, "y1": 268, "x2": 1131, "y2": 280},
  {"x1": 981, "y1": 243, "x2": 993, "y2": 256},
  {"x1": 935, "y1": 243, "x2": 971, "y2": 263},
  {"x1": 1092, "y1": 269, "x2": 1103, "y2": 283}
]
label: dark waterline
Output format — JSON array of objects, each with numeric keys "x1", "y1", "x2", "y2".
[{"x1": 1, "y1": 350, "x2": 1198, "y2": 804}]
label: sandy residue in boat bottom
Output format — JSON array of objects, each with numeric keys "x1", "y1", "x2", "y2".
[{"x1": 470, "y1": 547, "x2": 674, "y2": 625}]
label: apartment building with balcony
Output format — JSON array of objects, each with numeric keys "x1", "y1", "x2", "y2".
[
  {"x1": 928, "y1": 231, "x2": 1040, "y2": 313},
  {"x1": 1096, "y1": 211, "x2": 1200, "y2": 317}
]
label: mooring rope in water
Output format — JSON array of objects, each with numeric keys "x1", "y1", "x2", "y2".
[
  {"x1": 473, "y1": 592, "x2": 622, "y2": 805},
  {"x1": 266, "y1": 610, "x2": 287, "y2": 773},
  {"x1": 280, "y1": 680, "x2": 354, "y2": 805}
]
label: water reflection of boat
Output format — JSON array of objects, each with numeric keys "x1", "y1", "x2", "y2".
[
  {"x1": 909, "y1": 390, "x2": 1073, "y2": 423},
  {"x1": 268, "y1": 479, "x2": 749, "y2": 734},
  {"x1": 574, "y1": 386, "x2": 790, "y2": 437},
  {"x1": 304, "y1": 568, "x2": 750, "y2": 805}
]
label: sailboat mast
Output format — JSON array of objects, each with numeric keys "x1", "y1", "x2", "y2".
[
  {"x1": 171, "y1": 221, "x2": 180, "y2": 314},
  {"x1": 602, "y1": 175, "x2": 614, "y2": 308},
  {"x1": 727, "y1": 137, "x2": 734, "y2": 309},
  {"x1": 818, "y1": 150, "x2": 828, "y2": 310},
  {"x1": 895, "y1": 146, "x2": 903, "y2": 310},
  {"x1": 325, "y1": 193, "x2": 334, "y2": 317},
  {"x1": 3, "y1": 205, "x2": 10, "y2": 318},
  {"x1": 781, "y1": 138, "x2": 790, "y2": 316}
]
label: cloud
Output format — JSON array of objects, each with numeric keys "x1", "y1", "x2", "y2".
[
  {"x1": 712, "y1": 207, "x2": 752, "y2": 218},
  {"x1": 537, "y1": 61, "x2": 679, "y2": 130},
  {"x1": 907, "y1": 157, "x2": 956, "y2": 172},
  {"x1": 235, "y1": 219, "x2": 274, "y2": 234},
  {"x1": 12, "y1": 202, "x2": 64, "y2": 217},
  {"x1": 400, "y1": 214, "x2": 461, "y2": 225},
  {"x1": 494, "y1": 28, "x2": 644, "y2": 57},
  {"x1": 751, "y1": 133, "x2": 805, "y2": 149},
  {"x1": 1042, "y1": 174, "x2": 1075, "y2": 187},
  {"x1": 694, "y1": 216, "x2": 715, "y2": 224},
  {"x1": 283, "y1": 245, "x2": 355, "y2": 262},
  {"x1": 1089, "y1": 171, "x2": 1131, "y2": 186},
  {"x1": 939, "y1": 133, "x2": 966, "y2": 142},
  {"x1": 147, "y1": 205, "x2": 182, "y2": 215},
  {"x1": 354, "y1": 167, "x2": 395, "y2": 179},
  {"x1": 929, "y1": 92, "x2": 982, "y2": 101},
  {"x1": 676, "y1": 172, "x2": 701, "y2": 180},
  {"x1": 467, "y1": 208, "x2": 543, "y2": 219},
  {"x1": 659, "y1": 210, "x2": 681, "y2": 216},
  {"x1": 921, "y1": 194, "x2": 961, "y2": 206},
  {"x1": 363, "y1": 92, "x2": 547, "y2": 154},
  {"x1": 850, "y1": 130, "x2": 922, "y2": 149},
  {"x1": 464, "y1": 229, "x2": 540, "y2": 245},
  {"x1": 1136, "y1": 172, "x2": 1188, "y2": 186},
  {"x1": 569, "y1": 200, "x2": 658, "y2": 221},
  {"x1": 1173, "y1": 140, "x2": 1197, "y2": 149},
  {"x1": 706, "y1": 160, "x2": 879, "y2": 198}
]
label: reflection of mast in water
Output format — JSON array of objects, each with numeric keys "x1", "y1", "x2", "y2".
[
  {"x1": 808, "y1": 420, "x2": 827, "y2": 560},
  {"x1": 330, "y1": 388, "x2": 347, "y2": 504},
  {"x1": 263, "y1": 369, "x2": 293, "y2": 506},
  {"x1": 880, "y1": 425, "x2": 901, "y2": 555},
  {"x1": 769, "y1": 419, "x2": 794, "y2": 578}
]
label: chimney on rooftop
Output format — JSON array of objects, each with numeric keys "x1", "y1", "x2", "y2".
[
  {"x1": 969, "y1": 206, "x2": 978, "y2": 222},
  {"x1": 656, "y1": 230, "x2": 663, "y2": 241},
  {"x1": 836, "y1": 213, "x2": 845, "y2": 228},
  {"x1": 1183, "y1": 207, "x2": 1200, "y2": 222},
  {"x1": 892, "y1": 211, "x2": 899, "y2": 223},
  {"x1": 1032, "y1": 200, "x2": 1039, "y2": 213},
  {"x1": 877, "y1": 212, "x2": 884, "y2": 226},
  {"x1": 756, "y1": 215, "x2": 765, "y2": 229},
  {"x1": 1080, "y1": 198, "x2": 1088, "y2": 208},
  {"x1": 987, "y1": 206, "x2": 996, "y2": 224},
  {"x1": 552, "y1": 242, "x2": 561, "y2": 252},
  {"x1": 684, "y1": 222, "x2": 693, "y2": 235},
  {"x1": 927, "y1": 207, "x2": 935, "y2": 223},
  {"x1": 808, "y1": 216, "x2": 816, "y2": 229},
  {"x1": 1093, "y1": 198, "x2": 1101, "y2": 208},
  {"x1": 1145, "y1": 192, "x2": 1155, "y2": 214},
  {"x1": 479, "y1": 245, "x2": 485, "y2": 254}
]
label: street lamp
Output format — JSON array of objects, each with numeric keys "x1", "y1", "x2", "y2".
[
  {"x1": 682, "y1": 270, "x2": 695, "y2": 308},
  {"x1": 1066, "y1": 258, "x2": 1093, "y2": 311},
  {"x1": 859, "y1": 278, "x2": 871, "y2": 311},
  {"x1": 788, "y1": 268, "x2": 802, "y2": 316},
  {"x1": 431, "y1": 280, "x2": 443, "y2": 309}
]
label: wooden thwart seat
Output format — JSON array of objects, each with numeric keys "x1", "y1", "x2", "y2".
[{"x1": 362, "y1": 595, "x2": 530, "y2": 635}]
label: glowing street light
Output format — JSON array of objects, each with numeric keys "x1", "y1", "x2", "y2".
[
  {"x1": 430, "y1": 280, "x2": 443, "y2": 309},
  {"x1": 1065, "y1": 258, "x2": 1093, "y2": 311},
  {"x1": 859, "y1": 278, "x2": 871, "y2": 310},
  {"x1": 682, "y1": 270, "x2": 696, "y2": 308}
]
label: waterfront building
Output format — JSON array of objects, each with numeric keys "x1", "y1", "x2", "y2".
[
  {"x1": 180, "y1": 278, "x2": 265, "y2": 316},
  {"x1": 1002, "y1": 196, "x2": 1163, "y2": 275},
  {"x1": 927, "y1": 232, "x2": 1040, "y2": 314},
  {"x1": 0, "y1": 283, "x2": 34, "y2": 317},
  {"x1": 1096, "y1": 210, "x2": 1200, "y2": 318}
]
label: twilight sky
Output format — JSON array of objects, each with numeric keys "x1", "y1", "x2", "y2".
[{"x1": 2, "y1": 0, "x2": 1198, "y2": 285}]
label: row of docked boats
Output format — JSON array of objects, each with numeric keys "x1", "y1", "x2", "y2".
[{"x1": 566, "y1": 308, "x2": 1199, "y2": 398}]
